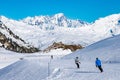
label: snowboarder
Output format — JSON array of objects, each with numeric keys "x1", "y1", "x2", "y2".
[
  {"x1": 95, "y1": 58, "x2": 103, "y2": 72},
  {"x1": 75, "y1": 57, "x2": 81, "y2": 68}
]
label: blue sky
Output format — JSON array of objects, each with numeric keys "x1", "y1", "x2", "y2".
[{"x1": 0, "y1": 0, "x2": 120, "y2": 22}]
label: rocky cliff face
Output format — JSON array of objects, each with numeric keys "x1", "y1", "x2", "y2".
[
  {"x1": 43, "y1": 42, "x2": 83, "y2": 52},
  {"x1": 0, "y1": 21, "x2": 39, "y2": 53}
]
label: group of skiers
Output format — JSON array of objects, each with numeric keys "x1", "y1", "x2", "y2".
[
  {"x1": 50, "y1": 55, "x2": 103, "y2": 72},
  {"x1": 75, "y1": 57, "x2": 103, "y2": 73}
]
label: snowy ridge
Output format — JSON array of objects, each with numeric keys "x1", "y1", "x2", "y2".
[
  {"x1": 91, "y1": 13, "x2": 120, "y2": 35},
  {"x1": 0, "y1": 20, "x2": 39, "y2": 53},
  {"x1": 0, "y1": 22, "x2": 26, "y2": 47},
  {"x1": 21, "y1": 13, "x2": 88, "y2": 30},
  {"x1": 0, "y1": 16, "x2": 45, "y2": 48},
  {"x1": 0, "y1": 13, "x2": 120, "y2": 50}
]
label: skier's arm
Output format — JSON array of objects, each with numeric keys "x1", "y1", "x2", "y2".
[{"x1": 79, "y1": 61, "x2": 81, "y2": 64}]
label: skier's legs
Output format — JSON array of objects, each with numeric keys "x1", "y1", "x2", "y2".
[
  {"x1": 98, "y1": 66, "x2": 103, "y2": 72},
  {"x1": 76, "y1": 63, "x2": 79, "y2": 68},
  {"x1": 100, "y1": 67, "x2": 103, "y2": 72}
]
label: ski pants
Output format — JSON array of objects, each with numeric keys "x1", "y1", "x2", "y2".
[
  {"x1": 98, "y1": 66, "x2": 103, "y2": 72},
  {"x1": 76, "y1": 63, "x2": 80, "y2": 68}
]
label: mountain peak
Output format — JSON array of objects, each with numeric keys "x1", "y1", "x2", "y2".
[
  {"x1": 94, "y1": 13, "x2": 120, "y2": 23},
  {"x1": 0, "y1": 16, "x2": 8, "y2": 21},
  {"x1": 54, "y1": 13, "x2": 65, "y2": 18},
  {"x1": 20, "y1": 13, "x2": 88, "y2": 29}
]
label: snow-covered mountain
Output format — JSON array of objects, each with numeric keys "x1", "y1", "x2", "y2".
[
  {"x1": 21, "y1": 13, "x2": 89, "y2": 30},
  {"x1": 91, "y1": 14, "x2": 120, "y2": 36},
  {"x1": 0, "y1": 20, "x2": 39, "y2": 53},
  {"x1": 0, "y1": 13, "x2": 120, "y2": 51}
]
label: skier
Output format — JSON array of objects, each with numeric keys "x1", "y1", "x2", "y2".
[
  {"x1": 110, "y1": 29, "x2": 114, "y2": 36},
  {"x1": 95, "y1": 58, "x2": 103, "y2": 72},
  {"x1": 75, "y1": 57, "x2": 81, "y2": 68},
  {"x1": 51, "y1": 55, "x2": 53, "y2": 59}
]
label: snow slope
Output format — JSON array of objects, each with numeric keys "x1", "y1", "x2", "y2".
[
  {"x1": 0, "y1": 34, "x2": 120, "y2": 80},
  {"x1": 46, "y1": 33, "x2": 120, "y2": 80},
  {"x1": 65, "y1": 35, "x2": 120, "y2": 62},
  {"x1": 0, "y1": 48, "x2": 23, "y2": 69},
  {"x1": 0, "y1": 59, "x2": 48, "y2": 80},
  {"x1": 0, "y1": 48, "x2": 71, "y2": 80}
]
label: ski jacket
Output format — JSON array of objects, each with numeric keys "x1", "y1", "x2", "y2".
[
  {"x1": 95, "y1": 59, "x2": 101, "y2": 66},
  {"x1": 75, "y1": 58, "x2": 80, "y2": 64}
]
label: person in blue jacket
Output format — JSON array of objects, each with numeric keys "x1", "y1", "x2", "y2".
[{"x1": 95, "y1": 58, "x2": 103, "y2": 72}]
